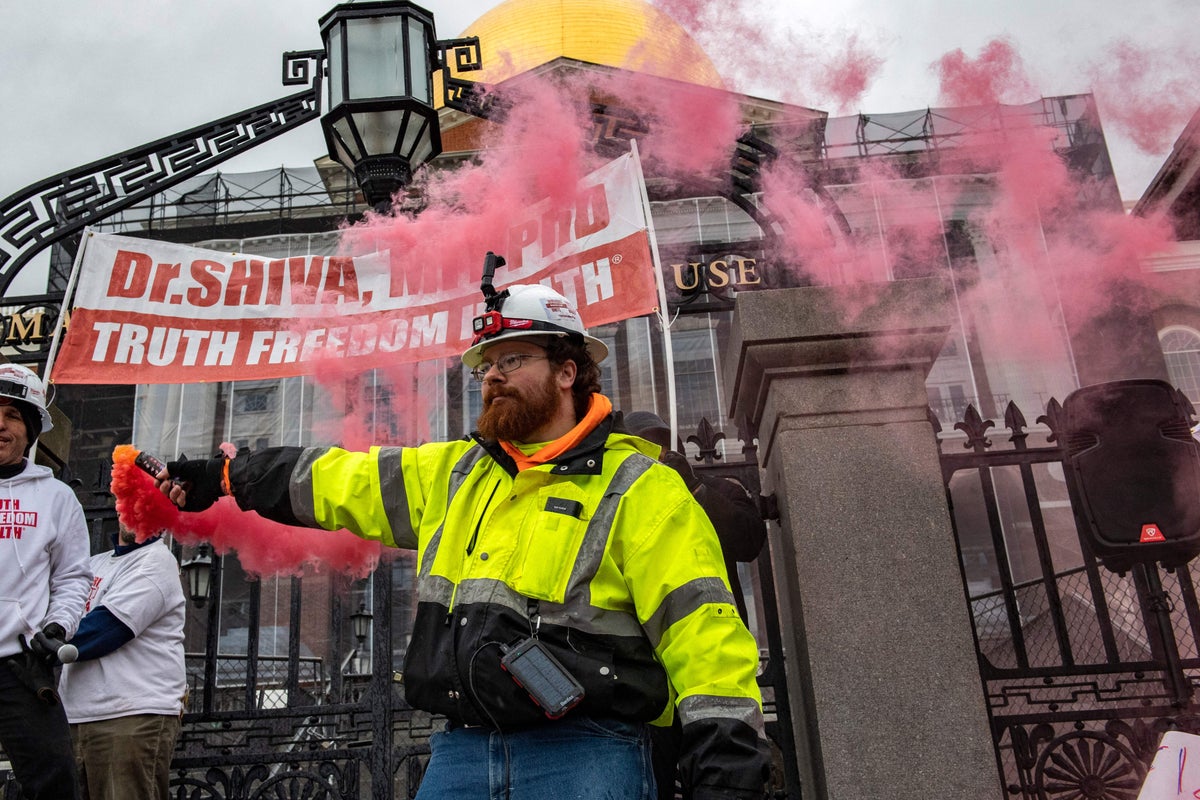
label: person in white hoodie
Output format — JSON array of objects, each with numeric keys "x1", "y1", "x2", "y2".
[{"x1": 0, "y1": 363, "x2": 91, "y2": 800}]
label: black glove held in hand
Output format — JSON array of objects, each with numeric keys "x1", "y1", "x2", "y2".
[
  {"x1": 12, "y1": 634, "x2": 60, "y2": 705},
  {"x1": 661, "y1": 449, "x2": 701, "y2": 492},
  {"x1": 167, "y1": 457, "x2": 227, "y2": 512},
  {"x1": 30, "y1": 622, "x2": 67, "y2": 663}
]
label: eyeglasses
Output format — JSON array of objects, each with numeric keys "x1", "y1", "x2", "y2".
[{"x1": 469, "y1": 353, "x2": 547, "y2": 382}]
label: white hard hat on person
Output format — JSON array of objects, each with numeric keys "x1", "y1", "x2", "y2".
[
  {"x1": 461, "y1": 283, "x2": 609, "y2": 368},
  {"x1": 0, "y1": 362, "x2": 53, "y2": 432}
]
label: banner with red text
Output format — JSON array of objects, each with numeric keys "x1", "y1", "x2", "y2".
[{"x1": 52, "y1": 153, "x2": 659, "y2": 384}]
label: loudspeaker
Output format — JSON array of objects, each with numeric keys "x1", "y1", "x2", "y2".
[{"x1": 1061, "y1": 379, "x2": 1200, "y2": 572}]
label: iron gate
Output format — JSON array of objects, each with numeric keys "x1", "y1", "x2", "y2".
[
  {"x1": 937, "y1": 399, "x2": 1200, "y2": 799},
  {"x1": 167, "y1": 562, "x2": 433, "y2": 800}
]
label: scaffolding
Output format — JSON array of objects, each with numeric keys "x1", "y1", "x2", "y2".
[{"x1": 68, "y1": 94, "x2": 1111, "y2": 243}]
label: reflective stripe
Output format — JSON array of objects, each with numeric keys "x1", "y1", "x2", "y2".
[
  {"x1": 449, "y1": 577, "x2": 527, "y2": 617},
  {"x1": 641, "y1": 577, "x2": 735, "y2": 649},
  {"x1": 567, "y1": 453, "x2": 655, "y2": 604},
  {"x1": 540, "y1": 597, "x2": 644, "y2": 638},
  {"x1": 678, "y1": 694, "x2": 765, "y2": 732},
  {"x1": 289, "y1": 448, "x2": 327, "y2": 526},
  {"x1": 377, "y1": 448, "x2": 411, "y2": 548},
  {"x1": 418, "y1": 573, "x2": 455, "y2": 607},
  {"x1": 418, "y1": 446, "x2": 489, "y2": 583},
  {"x1": 442, "y1": 576, "x2": 645, "y2": 638}
]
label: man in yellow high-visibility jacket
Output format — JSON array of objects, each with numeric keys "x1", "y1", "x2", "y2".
[{"x1": 159, "y1": 282, "x2": 769, "y2": 800}]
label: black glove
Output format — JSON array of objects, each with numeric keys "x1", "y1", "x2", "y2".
[
  {"x1": 167, "y1": 457, "x2": 228, "y2": 512},
  {"x1": 7, "y1": 634, "x2": 60, "y2": 705},
  {"x1": 40, "y1": 622, "x2": 66, "y2": 643},
  {"x1": 661, "y1": 449, "x2": 701, "y2": 492},
  {"x1": 30, "y1": 623, "x2": 67, "y2": 666}
]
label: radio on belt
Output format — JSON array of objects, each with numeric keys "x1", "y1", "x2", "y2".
[{"x1": 500, "y1": 636, "x2": 585, "y2": 719}]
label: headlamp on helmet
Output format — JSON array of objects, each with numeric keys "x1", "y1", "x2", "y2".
[
  {"x1": 473, "y1": 310, "x2": 504, "y2": 339},
  {"x1": 460, "y1": 252, "x2": 609, "y2": 369}
]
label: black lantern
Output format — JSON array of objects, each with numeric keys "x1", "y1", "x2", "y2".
[
  {"x1": 349, "y1": 601, "x2": 373, "y2": 674},
  {"x1": 319, "y1": 0, "x2": 442, "y2": 208},
  {"x1": 180, "y1": 544, "x2": 214, "y2": 608},
  {"x1": 350, "y1": 601, "x2": 373, "y2": 644}
]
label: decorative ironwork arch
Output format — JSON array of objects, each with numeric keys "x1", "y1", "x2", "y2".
[
  {"x1": 0, "y1": 51, "x2": 325, "y2": 296},
  {"x1": 0, "y1": 35, "x2": 489, "y2": 298}
]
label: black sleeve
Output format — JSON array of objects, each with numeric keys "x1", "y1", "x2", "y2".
[
  {"x1": 693, "y1": 477, "x2": 768, "y2": 563},
  {"x1": 228, "y1": 446, "x2": 307, "y2": 526},
  {"x1": 679, "y1": 716, "x2": 770, "y2": 799}
]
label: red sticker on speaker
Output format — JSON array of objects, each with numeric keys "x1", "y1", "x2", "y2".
[{"x1": 1140, "y1": 524, "x2": 1166, "y2": 543}]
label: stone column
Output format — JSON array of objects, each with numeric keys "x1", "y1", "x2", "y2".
[{"x1": 727, "y1": 277, "x2": 1001, "y2": 800}]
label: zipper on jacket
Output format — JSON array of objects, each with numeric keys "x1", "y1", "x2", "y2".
[
  {"x1": 465, "y1": 481, "x2": 500, "y2": 556},
  {"x1": 446, "y1": 472, "x2": 502, "y2": 616}
]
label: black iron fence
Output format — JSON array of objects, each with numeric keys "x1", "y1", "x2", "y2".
[{"x1": 936, "y1": 399, "x2": 1200, "y2": 799}]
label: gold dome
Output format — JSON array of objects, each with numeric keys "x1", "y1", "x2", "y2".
[{"x1": 450, "y1": 0, "x2": 725, "y2": 90}]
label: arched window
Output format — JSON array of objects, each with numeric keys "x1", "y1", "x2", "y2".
[{"x1": 1160, "y1": 326, "x2": 1200, "y2": 405}]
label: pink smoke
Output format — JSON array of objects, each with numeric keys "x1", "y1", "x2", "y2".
[
  {"x1": 819, "y1": 33, "x2": 887, "y2": 110},
  {"x1": 594, "y1": 70, "x2": 743, "y2": 178},
  {"x1": 650, "y1": 0, "x2": 883, "y2": 110},
  {"x1": 1088, "y1": 38, "x2": 1200, "y2": 154},
  {"x1": 111, "y1": 450, "x2": 381, "y2": 579},
  {"x1": 342, "y1": 78, "x2": 600, "y2": 286},
  {"x1": 934, "y1": 39, "x2": 1035, "y2": 107},
  {"x1": 744, "y1": 34, "x2": 1182, "y2": 374}
]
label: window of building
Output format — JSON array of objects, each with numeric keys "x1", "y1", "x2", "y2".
[
  {"x1": 1160, "y1": 326, "x2": 1200, "y2": 405},
  {"x1": 649, "y1": 196, "x2": 763, "y2": 248},
  {"x1": 670, "y1": 327, "x2": 723, "y2": 435},
  {"x1": 236, "y1": 388, "x2": 275, "y2": 414}
]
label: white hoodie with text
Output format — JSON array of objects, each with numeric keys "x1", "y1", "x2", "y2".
[{"x1": 0, "y1": 460, "x2": 92, "y2": 659}]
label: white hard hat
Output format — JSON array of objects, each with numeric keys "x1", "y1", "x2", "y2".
[
  {"x1": 461, "y1": 284, "x2": 609, "y2": 368},
  {"x1": 0, "y1": 363, "x2": 53, "y2": 432}
]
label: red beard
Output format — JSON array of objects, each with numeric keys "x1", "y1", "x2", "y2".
[{"x1": 477, "y1": 371, "x2": 560, "y2": 441}]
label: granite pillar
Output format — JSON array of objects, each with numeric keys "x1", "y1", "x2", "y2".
[{"x1": 727, "y1": 277, "x2": 1001, "y2": 800}]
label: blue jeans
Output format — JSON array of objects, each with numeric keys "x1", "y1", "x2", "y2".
[{"x1": 417, "y1": 716, "x2": 656, "y2": 800}]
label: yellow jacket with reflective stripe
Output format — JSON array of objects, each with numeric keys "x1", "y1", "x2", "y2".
[{"x1": 230, "y1": 415, "x2": 767, "y2": 794}]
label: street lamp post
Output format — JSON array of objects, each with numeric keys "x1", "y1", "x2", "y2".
[
  {"x1": 350, "y1": 601, "x2": 373, "y2": 674},
  {"x1": 319, "y1": 1, "x2": 442, "y2": 210},
  {"x1": 180, "y1": 544, "x2": 215, "y2": 608}
]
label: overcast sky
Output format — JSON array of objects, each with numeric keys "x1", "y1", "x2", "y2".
[{"x1": 2, "y1": 0, "x2": 1196, "y2": 213}]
